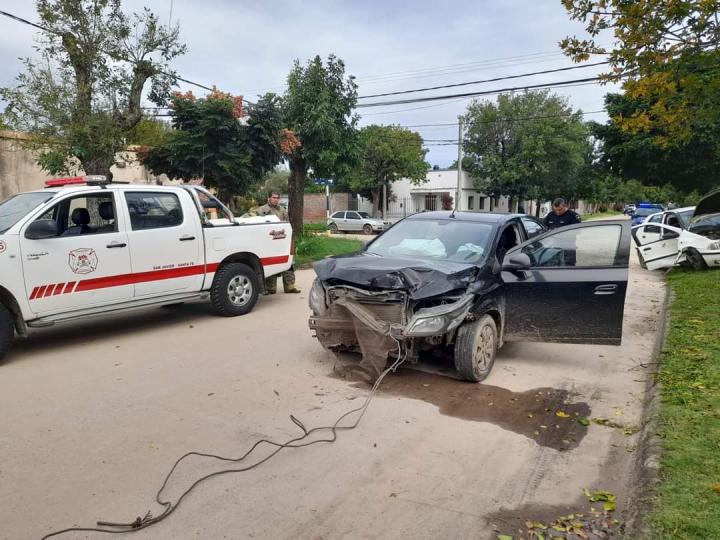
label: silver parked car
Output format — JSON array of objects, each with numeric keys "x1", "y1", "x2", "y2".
[{"x1": 328, "y1": 211, "x2": 387, "y2": 234}]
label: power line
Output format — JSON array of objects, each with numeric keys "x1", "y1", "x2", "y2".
[
  {"x1": 358, "y1": 61, "x2": 609, "y2": 99},
  {"x1": 357, "y1": 76, "x2": 603, "y2": 108}
]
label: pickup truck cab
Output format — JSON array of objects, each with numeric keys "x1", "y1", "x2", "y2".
[{"x1": 0, "y1": 177, "x2": 293, "y2": 361}]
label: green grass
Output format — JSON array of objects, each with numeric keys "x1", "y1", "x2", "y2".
[
  {"x1": 303, "y1": 222, "x2": 328, "y2": 233},
  {"x1": 294, "y1": 235, "x2": 363, "y2": 267},
  {"x1": 649, "y1": 269, "x2": 720, "y2": 539},
  {"x1": 582, "y1": 210, "x2": 624, "y2": 220}
]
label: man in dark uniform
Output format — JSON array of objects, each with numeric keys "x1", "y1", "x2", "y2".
[
  {"x1": 250, "y1": 191, "x2": 301, "y2": 295},
  {"x1": 543, "y1": 198, "x2": 581, "y2": 266},
  {"x1": 543, "y1": 198, "x2": 581, "y2": 229}
]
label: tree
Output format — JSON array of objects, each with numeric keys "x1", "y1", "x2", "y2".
[
  {"x1": 141, "y1": 91, "x2": 288, "y2": 204},
  {"x1": 347, "y1": 125, "x2": 428, "y2": 217},
  {"x1": 560, "y1": 1, "x2": 720, "y2": 146},
  {"x1": 462, "y1": 90, "x2": 589, "y2": 211},
  {"x1": 1, "y1": 0, "x2": 185, "y2": 176},
  {"x1": 591, "y1": 92, "x2": 720, "y2": 195},
  {"x1": 282, "y1": 55, "x2": 358, "y2": 239},
  {"x1": 126, "y1": 117, "x2": 172, "y2": 146}
]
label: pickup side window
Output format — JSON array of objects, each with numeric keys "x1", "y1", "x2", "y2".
[
  {"x1": 31, "y1": 193, "x2": 117, "y2": 237},
  {"x1": 125, "y1": 192, "x2": 183, "y2": 230}
]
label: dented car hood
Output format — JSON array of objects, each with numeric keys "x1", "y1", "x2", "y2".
[
  {"x1": 693, "y1": 190, "x2": 720, "y2": 219},
  {"x1": 313, "y1": 253, "x2": 480, "y2": 299}
]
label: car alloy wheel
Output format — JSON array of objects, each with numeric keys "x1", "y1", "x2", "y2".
[
  {"x1": 454, "y1": 314, "x2": 498, "y2": 382},
  {"x1": 227, "y1": 274, "x2": 253, "y2": 306},
  {"x1": 474, "y1": 323, "x2": 496, "y2": 371}
]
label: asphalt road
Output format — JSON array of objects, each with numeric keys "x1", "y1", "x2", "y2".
[{"x1": 0, "y1": 256, "x2": 665, "y2": 540}]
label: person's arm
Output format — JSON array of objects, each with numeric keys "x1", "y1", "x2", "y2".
[
  {"x1": 572, "y1": 211, "x2": 582, "y2": 224},
  {"x1": 543, "y1": 213, "x2": 552, "y2": 227}
]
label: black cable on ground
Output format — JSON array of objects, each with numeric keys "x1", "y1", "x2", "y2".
[{"x1": 41, "y1": 345, "x2": 407, "y2": 539}]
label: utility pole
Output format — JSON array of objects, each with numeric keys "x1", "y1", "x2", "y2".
[{"x1": 456, "y1": 116, "x2": 464, "y2": 212}]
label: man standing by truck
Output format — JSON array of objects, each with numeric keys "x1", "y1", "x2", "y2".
[{"x1": 252, "y1": 191, "x2": 301, "y2": 295}]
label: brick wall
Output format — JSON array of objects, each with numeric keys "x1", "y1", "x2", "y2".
[{"x1": 303, "y1": 193, "x2": 353, "y2": 222}]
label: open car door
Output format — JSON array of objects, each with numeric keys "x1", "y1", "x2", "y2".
[
  {"x1": 501, "y1": 220, "x2": 630, "y2": 345},
  {"x1": 631, "y1": 223, "x2": 681, "y2": 270}
]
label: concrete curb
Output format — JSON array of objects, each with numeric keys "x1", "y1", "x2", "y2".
[{"x1": 622, "y1": 285, "x2": 672, "y2": 538}]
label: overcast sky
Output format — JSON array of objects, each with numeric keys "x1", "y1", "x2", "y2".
[{"x1": 0, "y1": 0, "x2": 619, "y2": 167}]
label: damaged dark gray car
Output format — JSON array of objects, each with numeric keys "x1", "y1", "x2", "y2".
[{"x1": 309, "y1": 212, "x2": 631, "y2": 382}]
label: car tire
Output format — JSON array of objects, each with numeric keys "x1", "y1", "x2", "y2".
[
  {"x1": 454, "y1": 314, "x2": 497, "y2": 382},
  {"x1": 0, "y1": 303, "x2": 15, "y2": 362},
  {"x1": 686, "y1": 248, "x2": 708, "y2": 271},
  {"x1": 210, "y1": 263, "x2": 259, "y2": 317},
  {"x1": 363, "y1": 224, "x2": 373, "y2": 235},
  {"x1": 329, "y1": 223, "x2": 339, "y2": 234}
]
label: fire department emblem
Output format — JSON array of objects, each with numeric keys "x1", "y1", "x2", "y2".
[
  {"x1": 269, "y1": 229, "x2": 287, "y2": 240},
  {"x1": 0, "y1": 240, "x2": 5, "y2": 253},
  {"x1": 68, "y1": 248, "x2": 98, "y2": 274}
]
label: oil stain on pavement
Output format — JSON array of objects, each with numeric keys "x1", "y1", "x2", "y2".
[{"x1": 334, "y1": 365, "x2": 591, "y2": 451}]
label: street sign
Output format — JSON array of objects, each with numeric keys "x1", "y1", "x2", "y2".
[{"x1": 312, "y1": 178, "x2": 334, "y2": 186}]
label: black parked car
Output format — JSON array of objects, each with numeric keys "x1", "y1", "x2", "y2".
[{"x1": 309, "y1": 212, "x2": 631, "y2": 382}]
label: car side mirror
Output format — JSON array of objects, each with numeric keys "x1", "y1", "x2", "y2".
[
  {"x1": 502, "y1": 252, "x2": 532, "y2": 270},
  {"x1": 25, "y1": 219, "x2": 58, "y2": 240}
]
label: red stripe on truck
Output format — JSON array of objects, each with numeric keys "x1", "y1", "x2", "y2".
[{"x1": 29, "y1": 256, "x2": 291, "y2": 299}]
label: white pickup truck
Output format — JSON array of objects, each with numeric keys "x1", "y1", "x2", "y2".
[{"x1": 0, "y1": 177, "x2": 293, "y2": 360}]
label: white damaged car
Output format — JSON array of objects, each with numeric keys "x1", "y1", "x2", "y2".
[
  {"x1": 632, "y1": 190, "x2": 720, "y2": 270},
  {"x1": 677, "y1": 190, "x2": 720, "y2": 270}
]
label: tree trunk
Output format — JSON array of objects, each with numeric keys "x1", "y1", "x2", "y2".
[
  {"x1": 535, "y1": 199, "x2": 541, "y2": 218},
  {"x1": 288, "y1": 156, "x2": 307, "y2": 241},
  {"x1": 370, "y1": 188, "x2": 381, "y2": 218}
]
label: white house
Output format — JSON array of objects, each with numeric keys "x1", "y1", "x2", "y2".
[{"x1": 358, "y1": 168, "x2": 511, "y2": 220}]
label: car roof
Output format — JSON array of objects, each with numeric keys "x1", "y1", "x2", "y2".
[
  {"x1": 28, "y1": 184, "x2": 189, "y2": 197},
  {"x1": 404, "y1": 211, "x2": 522, "y2": 224}
]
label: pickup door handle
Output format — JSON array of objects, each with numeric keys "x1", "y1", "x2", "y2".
[
  {"x1": 179, "y1": 235, "x2": 196, "y2": 241},
  {"x1": 106, "y1": 242, "x2": 127, "y2": 249},
  {"x1": 594, "y1": 284, "x2": 617, "y2": 295}
]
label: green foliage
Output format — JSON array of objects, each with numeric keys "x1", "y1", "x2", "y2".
[
  {"x1": 282, "y1": 54, "x2": 358, "y2": 238},
  {"x1": 126, "y1": 118, "x2": 172, "y2": 146},
  {"x1": 141, "y1": 92, "x2": 284, "y2": 202},
  {"x1": 463, "y1": 90, "x2": 589, "y2": 202},
  {"x1": 561, "y1": 1, "x2": 720, "y2": 147},
  {"x1": 347, "y1": 125, "x2": 428, "y2": 216},
  {"x1": 591, "y1": 93, "x2": 720, "y2": 196},
  {"x1": 0, "y1": 0, "x2": 185, "y2": 175},
  {"x1": 650, "y1": 269, "x2": 720, "y2": 539}
]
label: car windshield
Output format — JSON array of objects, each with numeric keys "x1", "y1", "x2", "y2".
[
  {"x1": 634, "y1": 207, "x2": 658, "y2": 217},
  {"x1": 358, "y1": 212, "x2": 370, "y2": 218},
  {"x1": 677, "y1": 209, "x2": 694, "y2": 226},
  {"x1": 689, "y1": 213, "x2": 720, "y2": 234},
  {"x1": 366, "y1": 218, "x2": 493, "y2": 263},
  {"x1": 0, "y1": 192, "x2": 54, "y2": 234}
]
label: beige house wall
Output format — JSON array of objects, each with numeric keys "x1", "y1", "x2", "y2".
[{"x1": 0, "y1": 130, "x2": 163, "y2": 199}]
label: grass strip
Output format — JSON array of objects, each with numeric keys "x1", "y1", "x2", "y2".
[
  {"x1": 294, "y1": 235, "x2": 363, "y2": 267},
  {"x1": 649, "y1": 268, "x2": 720, "y2": 539}
]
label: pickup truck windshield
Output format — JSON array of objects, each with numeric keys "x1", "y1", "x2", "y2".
[
  {"x1": 366, "y1": 219, "x2": 493, "y2": 263},
  {"x1": 0, "y1": 192, "x2": 54, "y2": 234}
]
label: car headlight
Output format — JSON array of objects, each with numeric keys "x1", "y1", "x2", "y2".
[
  {"x1": 406, "y1": 316, "x2": 447, "y2": 336},
  {"x1": 405, "y1": 295, "x2": 474, "y2": 337},
  {"x1": 308, "y1": 279, "x2": 327, "y2": 315},
  {"x1": 709, "y1": 241, "x2": 720, "y2": 251}
]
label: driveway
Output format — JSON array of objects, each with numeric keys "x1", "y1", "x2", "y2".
[{"x1": 0, "y1": 255, "x2": 665, "y2": 539}]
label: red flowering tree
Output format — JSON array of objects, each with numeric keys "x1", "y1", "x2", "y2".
[{"x1": 142, "y1": 91, "x2": 285, "y2": 203}]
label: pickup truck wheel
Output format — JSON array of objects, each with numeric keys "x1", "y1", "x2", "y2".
[
  {"x1": 686, "y1": 248, "x2": 708, "y2": 271},
  {"x1": 0, "y1": 304, "x2": 15, "y2": 362},
  {"x1": 454, "y1": 314, "x2": 497, "y2": 382},
  {"x1": 211, "y1": 263, "x2": 259, "y2": 316}
]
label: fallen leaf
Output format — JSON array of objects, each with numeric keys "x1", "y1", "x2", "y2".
[
  {"x1": 578, "y1": 417, "x2": 590, "y2": 426},
  {"x1": 555, "y1": 411, "x2": 570, "y2": 418},
  {"x1": 496, "y1": 535, "x2": 513, "y2": 540},
  {"x1": 528, "y1": 413, "x2": 534, "y2": 418},
  {"x1": 603, "y1": 500, "x2": 617, "y2": 512}
]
